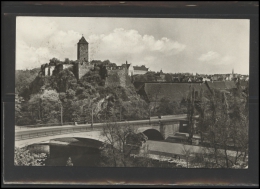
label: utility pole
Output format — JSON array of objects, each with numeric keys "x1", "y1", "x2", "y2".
[
  {"x1": 142, "y1": 101, "x2": 143, "y2": 119},
  {"x1": 38, "y1": 99, "x2": 41, "y2": 120},
  {"x1": 91, "y1": 107, "x2": 93, "y2": 129},
  {"x1": 60, "y1": 105, "x2": 63, "y2": 125},
  {"x1": 120, "y1": 106, "x2": 122, "y2": 121},
  {"x1": 149, "y1": 108, "x2": 151, "y2": 125}
]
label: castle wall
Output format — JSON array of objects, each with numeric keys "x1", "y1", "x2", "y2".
[
  {"x1": 75, "y1": 63, "x2": 94, "y2": 80},
  {"x1": 44, "y1": 67, "x2": 49, "y2": 76},
  {"x1": 63, "y1": 64, "x2": 73, "y2": 69},
  {"x1": 105, "y1": 68, "x2": 128, "y2": 88},
  {"x1": 49, "y1": 66, "x2": 55, "y2": 76}
]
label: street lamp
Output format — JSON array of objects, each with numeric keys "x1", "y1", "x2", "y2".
[
  {"x1": 60, "y1": 103, "x2": 63, "y2": 125},
  {"x1": 120, "y1": 105, "x2": 122, "y2": 121},
  {"x1": 91, "y1": 106, "x2": 93, "y2": 129},
  {"x1": 149, "y1": 108, "x2": 151, "y2": 125},
  {"x1": 53, "y1": 99, "x2": 63, "y2": 125}
]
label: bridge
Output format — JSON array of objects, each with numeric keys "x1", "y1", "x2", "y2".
[{"x1": 15, "y1": 114, "x2": 191, "y2": 148}]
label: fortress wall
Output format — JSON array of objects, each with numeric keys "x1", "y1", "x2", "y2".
[
  {"x1": 105, "y1": 70, "x2": 121, "y2": 87},
  {"x1": 49, "y1": 66, "x2": 55, "y2": 76},
  {"x1": 44, "y1": 67, "x2": 49, "y2": 76},
  {"x1": 105, "y1": 69, "x2": 127, "y2": 88},
  {"x1": 63, "y1": 64, "x2": 73, "y2": 69},
  {"x1": 75, "y1": 63, "x2": 94, "y2": 79}
]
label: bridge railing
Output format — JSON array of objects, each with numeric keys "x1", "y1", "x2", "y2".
[
  {"x1": 15, "y1": 118, "x2": 187, "y2": 141},
  {"x1": 15, "y1": 125, "x2": 104, "y2": 141},
  {"x1": 16, "y1": 114, "x2": 192, "y2": 129}
]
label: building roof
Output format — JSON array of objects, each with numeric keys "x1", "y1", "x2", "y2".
[
  {"x1": 121, "y1": 63, "x2": 131, "y2": 69},
  {"x1": 133, "y1": 65, "x2": 149, "y2": 71},
  {"x1": 144, "y1": 83, "x2": 208, "y2": 102},
  {"x1": 78, "y1": 36, "x2": 88, "y2": 44}
]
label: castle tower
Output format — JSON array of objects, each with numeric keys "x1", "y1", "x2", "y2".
[{"x1": 77, "y1": 35, "x2": 88, "y2": 62}]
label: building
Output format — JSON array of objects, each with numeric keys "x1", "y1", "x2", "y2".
[
  {"x1": 77, "y1": 35, "x2": 89, "y2": 62},
  {"x1": 157, "y1": 70, "x2": 166, "y2": 82},
  {"x1": 40, "y1": 36, "x2": 131, "y2": 88},
  {"x1": 135, "y1": 82, "x2": 209, "y2": 107},
  {"x1": 131, "y1": 65, "x2": 149, "y2": 75},
  {"x1": 41, "y1": 35, "x2": 93, "y2": 80},
  {"x1": 205, "y1": 81, "x2": 236, "y2": 93},
  {"x1": 105, "y1": 61, "x2": 131, "y2": 88}
]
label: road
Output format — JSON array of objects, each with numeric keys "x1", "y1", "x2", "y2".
[{"x1": 15, "y1": 115, "x2": 189, "y2": 140}]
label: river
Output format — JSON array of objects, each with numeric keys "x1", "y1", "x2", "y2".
[
  {"x1": 26, "y1": 138, "x2": 103, "y2": 166},
  {"x1": 26, "y1": 135, "x2": 166, "y2": 167}
]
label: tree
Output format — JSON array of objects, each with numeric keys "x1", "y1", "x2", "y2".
[
  {"x1": 100, "y1": 122, "x2": 147, "y2": 167},
  {"x1": 187, "y1": 86, "x2": 196, "y2": 144},
  {"x1": 27, "y1": 90, "x2": 60, "y2": 124},
  {"x1": 15, "y1": 94, "x2": 24, "y2": 122},
  {"x1": 196, "y1": 88, "x2": 249, "y2": 168},
  {"x1": 181, "y1": 145, "x2": 193, "y2": 168},
  {"x1": 49, "y1": 57, "x2": 61, "y2": 66},
  {"x1": 14, "y1": 147, "x2": 46, "y2": 166},
  {"x1": 165, "y1": 74, "x2": 172, "y2": 82},
  {"x1": 56, "y1": 69, "x2": 77, "y2": 92},
  {"x1": 64, "y1": 58, "x2": 70, "y2": 64}
]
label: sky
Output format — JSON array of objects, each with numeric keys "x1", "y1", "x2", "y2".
[{"x1": 16, "y1": 17, "x2": 249, "y2": 74}]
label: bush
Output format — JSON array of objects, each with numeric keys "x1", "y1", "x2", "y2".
[
  {"x1": 16, "y1": 117, "x2": 34, "y2": 126},
  {"x1": 14, "y1": 147, "x2": 47, "y2": 166}
]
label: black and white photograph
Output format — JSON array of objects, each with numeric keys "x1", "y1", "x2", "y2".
[{"x1": 14, "y1": 16, "x2": 250, "y2": 169}]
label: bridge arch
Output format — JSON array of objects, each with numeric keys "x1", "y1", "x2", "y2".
[
  {"x1": 142, "y1": 129, "x2": 164, "y2": 141},
  {"x1": 15, "y1": 131, "x2": 107, "y2": 148}
]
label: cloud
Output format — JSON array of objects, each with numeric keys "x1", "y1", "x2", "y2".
[
  {"x1": 16, "y1": 18, "x2": 82, "y2": 69},
  {"x1": 16, "y1": 17, "x2": 58, "y2": 46},
  {"x1": 16, "y1": 40, "x2": 57, "y2": 70},
  {"x1": 87, "y1": 28, "x2": 186, "y2": 69},
  {"x1": 16, "y1": 22, "x2": 186, "y2": 71},
  {"x1": 88, "y1": 28, "x2": 185, "y2": 57},
  {"x1": 198, "y1": 51, "x2": 220, "y2": 62}
]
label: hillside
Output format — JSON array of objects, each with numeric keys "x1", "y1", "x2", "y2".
[
  {"x1": 15, "y1": 68, "x2": 41, "y2": 93},
  {"x1": 15, "y1": 64, "x2": 149, "y2": 126}
]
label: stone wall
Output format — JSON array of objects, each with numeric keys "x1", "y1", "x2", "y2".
[
  {"x1": 162, "y1": 122, "x2": 180, "y2": 139},
  {"x1": 105, "y1": 68, "x2": 129, "y2": 88},
  {"x1": 75, "y1": 63, "x2": 94, "y2": 79},
  {"x1": 49, "y1": 66, "x2": 55, "y2": 76},
  {"x1": 44, "y1": 67, "x2": 48, "y2": 76},
  {"x1": 63, "y1": 64, "x2": 73, "y2": 69},
  {"x1": 77, "y1": 43, "x2": 88, "y2": 61}
]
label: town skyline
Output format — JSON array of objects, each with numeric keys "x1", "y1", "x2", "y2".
[{"x1": 16, "y1": 17, "x2": 249, "y2": 74}]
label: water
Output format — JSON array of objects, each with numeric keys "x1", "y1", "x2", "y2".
[
  {"x1": 26, "y1": 138, "x2": 102, "y2": 166},
  {"x1": 25, "y1": 133, "x2": 165, "y2": 167}
]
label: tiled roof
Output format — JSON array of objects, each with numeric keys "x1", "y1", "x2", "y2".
[
  {"x1": 133, "y1": 65, "x2": 149, "y2": 71},
  {"x1": 144, "y1": 83, "x2": 208, "y2": 102},
  {"x1": 78, "y1": 36, "x2": 88, "y2": 44}
]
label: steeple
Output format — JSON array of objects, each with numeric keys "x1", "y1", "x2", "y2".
[
  {"x1": 78, "y1": 35, "x2": 88, "y2": 44},
  {"x1": 232, "y1": 68, "x2": 234, "y2": 75}
]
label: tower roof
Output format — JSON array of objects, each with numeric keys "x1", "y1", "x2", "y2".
[{"x1": 78, "y1": 36, "x2": 88, "y2": 44}]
